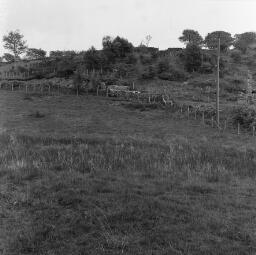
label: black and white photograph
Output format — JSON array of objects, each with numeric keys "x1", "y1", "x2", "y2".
[{"x1": 0, "y1": 0, "x2": 256, "y2": 254}]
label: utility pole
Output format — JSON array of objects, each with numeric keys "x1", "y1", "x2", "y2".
[{"x1": 216, "y1": 37, "x2": 220, "y2": 128}]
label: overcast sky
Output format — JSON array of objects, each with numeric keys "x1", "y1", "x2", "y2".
[{"x1": 0, "y1": 0, "x2": 256, "y2": 55}]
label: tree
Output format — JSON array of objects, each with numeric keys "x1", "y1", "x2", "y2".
[
  {"x1": 102, "y1": 36, "x2": 133, "y2": 64},
  {"x1": 2, "y1": 30, "x2": 27, "y2": 61},
  {"x1": 184, "y1": 43, "x2": 202, "y2": 72},
  {"x1": 145, "y1": 35, "x2": 152, "y2": 47},
  {"x1": 3, "y1": 53, "x2": 16, "y2": 62},
  {"x1": 230, "y1": 50, "x2": 242, "y2": 63},
  {"x1": 179, "y1": 29, "x2": 203, "y2": 46},
  {"x1": 204, "y1": 31, "x2": 233, "y2": 51},
  {"x1": 26, "y1": 48, "x2": 46, "y2": 60},
  {"x1": 84, "y1": 46, "x2": 101, "y2": 70},
  {"x1": 234, "y1": 32, "x2": 256, "y2": 53}
]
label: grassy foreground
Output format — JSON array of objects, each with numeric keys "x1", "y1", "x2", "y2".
[{"x1": 0, "y1": 133, "x2": 256, "y2": 255}]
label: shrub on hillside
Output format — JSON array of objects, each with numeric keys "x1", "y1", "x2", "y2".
[
  {"x1": 141, "y1": 65, "x2": 156, "y2": 79},
  {"x1": 231, "y1": 106, "x2": 256, "y2": 129},
  {"x1": 184, "y1": 44, "x2": 202, "y2": 72},
  {"x1": 56, "y1": 59, "x2": 76, "y2": 78},
  {"x1": 198, "y1": 62, "x2": 214, "y2": 74},
  {"x1": 158, "y1": 67, "x2": 188, "y2": 82},
  {"x1": 223, "y1": 79, "x2": 245, "y2": 93},
  {"x1": 140, "y1": 54, "x2": 154, "y2": 65},
  {"x1": 230, "y1": 50, "x2": 242, "y2": 63},
  {"x1": 124, "y1": 53, "x2": 137, "y2": 64},
  {"x1": 157, "y1": 58, "x2": 170, "y2": 74}
]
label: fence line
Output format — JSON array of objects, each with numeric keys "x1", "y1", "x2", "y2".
[{"x1": 1, "y1": 81, "x2": 255, "y2": 137}]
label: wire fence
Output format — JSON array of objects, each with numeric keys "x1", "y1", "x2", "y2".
[{"x1": 1, "y1": 81, "x2": 255, "y2": 138}]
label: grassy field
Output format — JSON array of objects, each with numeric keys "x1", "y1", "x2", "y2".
[{"x1": 0, "y1": 91, "x2": 256, "y2": 254}]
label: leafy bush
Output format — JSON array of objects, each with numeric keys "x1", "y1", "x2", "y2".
[
  {"x1": 199, "y1": 62, "x2": 214, "y2": 74},
  {"x1": 230, "y1": 50, "x2": 242, "y2": 63},
  {"x1": 184, "y1": 44, "x2": 202, "y2": 72},
  {"x1": 231, "y1": 106, "x2": 256, "y2": 129},
  {"x1": 140, "y1": 54, "x2": 154, "y2": 65},
  {"x1": 141, "y1": 65, "x2": 156, "y2": 79},
  {"x1": 158, "y1": 67, "x2": 188, "y2": 82},
  {"x1": 223, "y1": 80, "x2": 245, "y2": 93},
  {"x1": 157, "y1": 58, "x2": 170, "y2": 74}
]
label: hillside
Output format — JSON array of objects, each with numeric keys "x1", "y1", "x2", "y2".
[{"x1": 0, "y1": 91, "x2": 256, "y2": 254}]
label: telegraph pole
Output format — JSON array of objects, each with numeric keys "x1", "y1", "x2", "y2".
[{"x1": 216, "y1": 37, "x2": 220, "y2": 128}]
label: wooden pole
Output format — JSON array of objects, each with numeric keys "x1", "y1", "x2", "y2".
[
  {"x1": 237, "y1": 123, "x2": 240, "y2": 135},
  {"x1": 224, "y1": 120, "x2": 227, "y2": 130},
  {"x1": 96, "y1": 85, "x2": 99, "y2": 96},
  {"x1": 187, "y1": 107, "x2": 190, "y2": 119},
  {"x1": 211, "y1": 116, "x2": 214, "y2": 127},
  {"x1": 26, "y1": 85, "x2": 28, "y2": 93},
  {"x1": 202, "y1": 112, "x2": 205, "y2": 124},
  {"x1": 216, "y1": 36, "x2": 220, "y2": 128},
  {"x1": 132, "y1": 82, "x2": 135, "y2": 90},
  {"x1": 194, "y1": 109, "x2": 197, "y2": 120},
  {"x1": 253, "y1": 126, "x2": 255, "y2": 137}
]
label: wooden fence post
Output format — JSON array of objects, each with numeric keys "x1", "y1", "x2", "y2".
[
  {"x1": 237, "y1": 123, "x2": 240, "y2": 135},
  {"x1": 106, "y1": 88, "x2": 109, "y2": 97},
  {"x1": 194, "y1": 109, "x2": 197, "y2": 120},
  {"x1": 211, "y1": 116, "x2": 214, "y2": 128},
  {"x1": 12, "y1": 84, "x2": 14, "y2": 91},
  {"x1": 202, "y1": 111, "x2": 205, "y2": 125},
  {"x1": 48, "y1": 85, "x2": 51, "y2": 94},
  {"x1": 224, "y1": 120, "x2": 227, "y2": 130},
  {"x1": 253, "y1": 126, "x2": 255, "y2": 137},
  {"x1": 187, "y1": 107, "x2": 190, "y2": 119},
  {"x1": 26, "y1": 85, "x2": 28, "y2": 93},
  {"x1": 96, "y1": 85, "x2": 99, "y2": 96}
]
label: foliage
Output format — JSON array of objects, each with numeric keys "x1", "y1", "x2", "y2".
[
  {"x1": 102, "y1": 36, "x2": 133, "y2": 64},
  {"x1": 49, "y1": 50, "x2": 76, "y2": 59},
  {"x1": 204, "y1": 31, "x2": 234, "y2": 51},
  {"x1": 145, "y1": 34, "x2": 152, "y2": 47},
  {"x1": 56, "y1": 59, "x2": 76, "y2": 77},
  {"x1": 2, "y1": 53, "x2": 16, "y2": 62},
  {"x1": 234, "y1": 32, "x2": 256, "y2": 53},
  {"x1": 139, "y1": 54, "x2": 154, "y2": 65},
  {"x1": 141, "y1": 65, "x2": 156, "y2": 79},
  {"x1": 158, "y1": 68, "x2": 188, "y2": 82},
  {"x1": 231, "y1": 106, "x2": 256, "y2": 129},
  {"x1": 157, "y1": 58, "x2": 170, "y2": 74},
  {"x1": 184, "y1": 43, "x2": 202, "y2": 72},
  {"x1": 230, "y1": 50, "x2": 242, "y2": 63},
  {"x1": 179, "y1": 29, "x2": 203, "y2": 46},
  {"x1": 124, "y1": 53, "x2": 137, "y2": 65},
  {"x1": 198, "y1": 62, "x2": 214, "y2": 74},
  {"x1": 2, "y1": 30, "x2": 27, "y2": 60},
  {"x1": 26, "y1": 48, "x2": 47, "y2": 60},
  {"x1": 84, "y1": 46, "x2": 102, "y2": 70}
]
